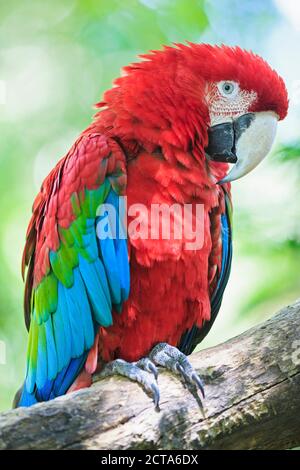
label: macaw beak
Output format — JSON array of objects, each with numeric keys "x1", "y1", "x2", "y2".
[{"x1": 205, "y1": 111, "x2": 278, "y2": 183}]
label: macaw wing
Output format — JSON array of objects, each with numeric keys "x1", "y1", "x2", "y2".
[
  {"x1": 19, "y1": 134, "x2": 129, "y2": 406},
  {"x1": 178, "y1": 189, "x2": 233, "y2": 355}
]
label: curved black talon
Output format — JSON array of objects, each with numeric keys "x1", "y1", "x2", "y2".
[
  {"x1": 176, "y1": 363, "x2": 205, "y2": 398},
  {"x1": 191, "y1": 371, "x2": 205, "y2": 399},
  {"x1": 151, "y1": 383, "x2": 160, "y2": 408}
]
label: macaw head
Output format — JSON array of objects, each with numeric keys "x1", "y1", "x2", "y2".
[
  {"x1": 98, "y1": 43, "x2": 288, "y2": 183},
  {"x1": 191, "y1": 44, "x2": 289, "y2": 182}
]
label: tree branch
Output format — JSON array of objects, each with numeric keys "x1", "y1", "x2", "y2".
[{"x1": 1, "y1": 300, "x2": 300, "y2": 450}]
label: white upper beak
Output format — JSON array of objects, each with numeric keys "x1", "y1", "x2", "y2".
[{"x1": 219, "y1": 111, "x2": 278, "y2": 183}]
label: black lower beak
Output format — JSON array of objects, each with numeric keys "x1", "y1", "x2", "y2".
[{"x1": 205, "y1": 113, "x2": 255, "y2": 164}]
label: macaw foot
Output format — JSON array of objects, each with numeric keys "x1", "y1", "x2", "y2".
[
  {"x1": 99, "y1": 357, "x2": 160, "y2": 407},
  {"x1": 99, "y1": 343, "x2": 204, "y2": 409},
  {"x1": 149, "y1": 343, "x2": 205, "y2": 399}
]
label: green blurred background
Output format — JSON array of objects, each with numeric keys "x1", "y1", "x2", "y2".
[{"x1": 0, "y1": 0, "x2": 299, "y2": 411}]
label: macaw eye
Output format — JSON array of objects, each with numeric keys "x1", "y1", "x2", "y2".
[
  {"x1": 217, "y1": 81, "x2": 239, "y2": 98},
  {"x1": 222, "y1": 82, "x2": 234, "y2": 94}
]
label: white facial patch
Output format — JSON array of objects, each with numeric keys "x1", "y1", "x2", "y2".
[{"x1": 206, "y1": 81, "x2": 257, "y2": 126}]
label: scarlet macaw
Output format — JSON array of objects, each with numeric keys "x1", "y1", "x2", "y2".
[{"x1": 15, "y1": 44, "x2": 288, "y2": 407}]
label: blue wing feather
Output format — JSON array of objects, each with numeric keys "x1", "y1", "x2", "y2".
[{"x1": 44, "y1": 317, "x2": 58, "y2": 380}]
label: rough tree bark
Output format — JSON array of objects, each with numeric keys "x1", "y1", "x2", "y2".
[{"x1": 0, "y1": 300, "x2": 299, "y2": 450}]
